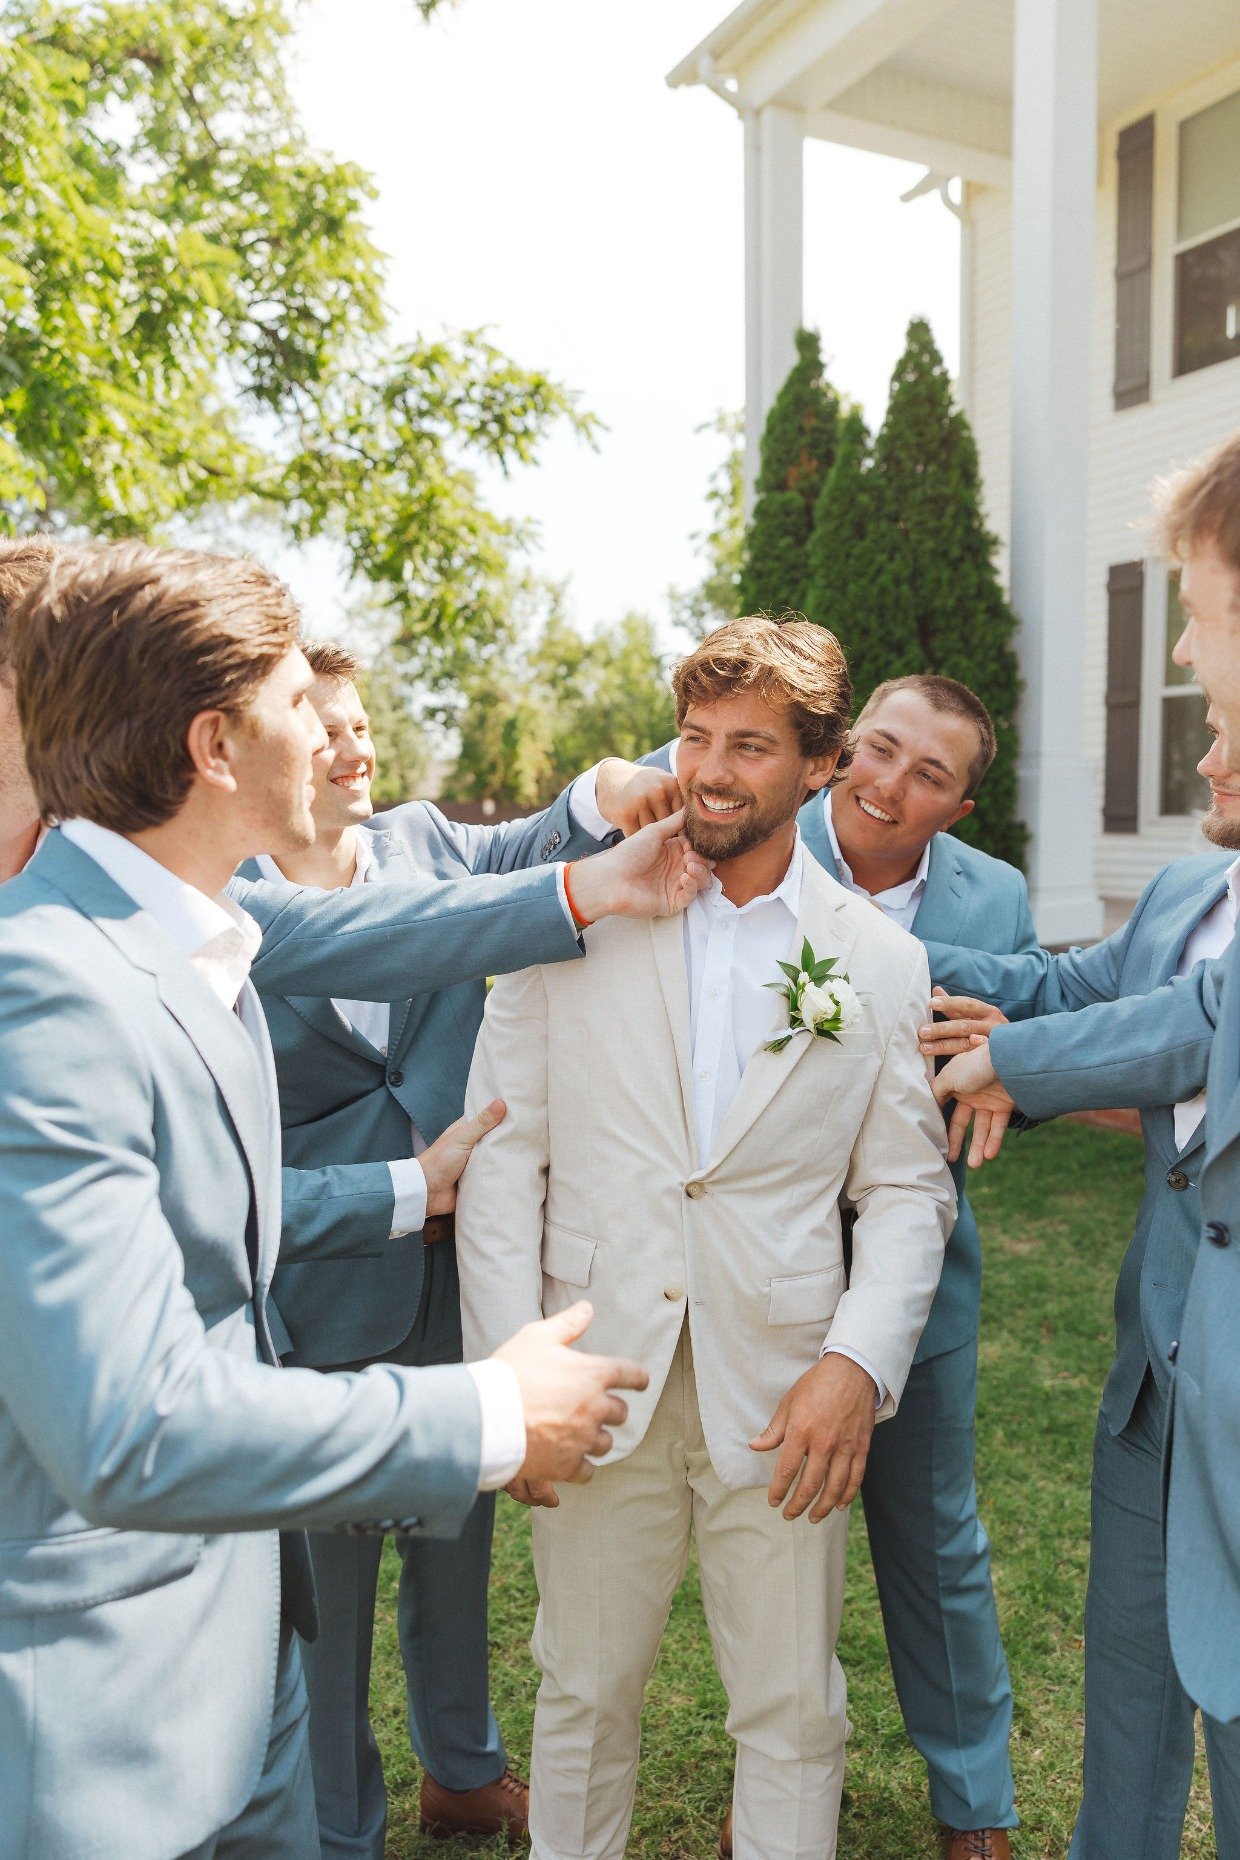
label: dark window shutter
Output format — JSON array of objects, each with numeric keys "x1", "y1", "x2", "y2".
[
  {"x1": 1114, "y1": 114, "x2": 1154, "y2": 410},
  {"x1": 1104, "y1": 561, "x2": 1144, "y2": 832}
]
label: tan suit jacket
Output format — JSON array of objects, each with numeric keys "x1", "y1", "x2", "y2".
[{"x1": 457, "y1": 856, "x2": 956, "y2": 1488}]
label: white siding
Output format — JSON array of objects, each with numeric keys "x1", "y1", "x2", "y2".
[{"x1": 962, "y1": 60, "x2": 1240, "y2": 907}]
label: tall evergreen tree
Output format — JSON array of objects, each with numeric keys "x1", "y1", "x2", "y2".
[
  {"x1": 739, "y1": 328, "x2": 839, "y2": 615},
  {"x1": 871, "y1": 318, "x2": 1025, "y2": 865},
  {"x1": 804, "y1": 406, "x2": 919, "y2": 702}
]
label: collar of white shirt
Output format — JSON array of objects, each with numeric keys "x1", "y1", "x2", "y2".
[
  {"x1": 692, "y1": 827, "x2": 805, "y2": 926},
  {"x1": 822, "y1": 790, "x2": 930, "y2": 915},
  {"x1": 59, "y1": 818, "x2": 261, "y2": 1012},
  {"x1": 256, "y1": 827, "x2": 374, "y2": 891}
]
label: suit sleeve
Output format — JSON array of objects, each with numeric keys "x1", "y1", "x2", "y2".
[
  {"x1": 923, "y1": 874, "x2": 1159, "y2": 1020},
  {"x1": 237, "y1": 862, "x2": 582, "y2": 1002},
  {"x1": 0, "y1": 958, "x2": 482, "y2": 1539},
  {"x1": 639, "y1": 741, "x2": 677, "y2": 774},
  {"x1": 989, "y1": 954, "x2": 1224, "y2": 1119},
  {"x1": 836, "y1": 948, "x2": 957, "y2": 1416},
  {"x1": 279, "y1": 1163, "x2": 396, "y2": 1263},
  {"x1": 427, "y1": 787, "x2": 605, "y2": 876},
  {"x1": 455, "y1": 967, "x2": 551, "y2": 1359}
]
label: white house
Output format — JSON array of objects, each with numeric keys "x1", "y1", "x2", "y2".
[{"x1": 669, "y1": 0, "x2": 1240, "y2": 941}]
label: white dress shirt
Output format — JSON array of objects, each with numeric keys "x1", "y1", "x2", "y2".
[
  {"x1": 823, "y1": 789, "x2": 931, "y2": 930},
  {"x1": 1173, "y1": 856, "x2": 1240, "y2": 1152},
  {"x1": 57, "y1": 819, "x2": 522, "y2": 1492},
  {"x1": 683, "y1": 833, "x2": 885, "y2": 1402}
]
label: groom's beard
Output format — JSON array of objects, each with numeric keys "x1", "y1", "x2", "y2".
[
  {"x1": 683, "y1": 774, "x2": 802, "y2": 862},
  {"x1": 1202, "y1": 798, "x2": 1240, "y2": 849}
]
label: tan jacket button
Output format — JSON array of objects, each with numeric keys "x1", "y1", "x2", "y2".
[
  {"x1": 663, "y1": 1284, "x2": 684, "y2": 1301},
  {"x1": 685, "y1": 1180, "x2": 706, "y2": 1199}
]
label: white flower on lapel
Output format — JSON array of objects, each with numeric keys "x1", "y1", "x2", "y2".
[{"x1": 764, "y1": 938, "x2": 862, "y2": 1054}]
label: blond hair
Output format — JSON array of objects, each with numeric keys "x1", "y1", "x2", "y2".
[
  {"x1": 0, "y1": 536, "x2": 62, "y2": 680},
  {"x1": 673, "y1": 614, "x2": 853, "y2": 771},
  {"x1": 1158, "y1": 431, "x2": 1240, "y2": 576}
]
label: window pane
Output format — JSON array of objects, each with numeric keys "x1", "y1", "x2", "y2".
[
  {"x1": 1174, "y1": 226, "x2": 1240, "y2": 376},
  {"x1": 1161, "y1": 690, "x2": 1209, "y2": 815},
  {"x1": 1165, "y1": 571, "x2": 1195, "y2": 685},
  {"x1": 1178, "y1": 89, "x2": 1240, "y2": 243}
]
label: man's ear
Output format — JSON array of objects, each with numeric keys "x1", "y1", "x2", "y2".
[
  {"x1": 946, "y1": 797, "x2": 975, "y2": 830},
  {"x1": 803, "y1": 747, "x2": 841, "y2": 797},
  {"x1": 185, "y1": 709, "x2": 239, "y2": 796}
]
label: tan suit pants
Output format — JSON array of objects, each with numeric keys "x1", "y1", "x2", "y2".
[{"x1": 528, "y1": 1326, "x2": 850, "y2": 1860}]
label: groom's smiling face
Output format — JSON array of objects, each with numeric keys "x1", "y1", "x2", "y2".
[{"x1": 678, "y1": 691, "x2": 836, "y2": 863}]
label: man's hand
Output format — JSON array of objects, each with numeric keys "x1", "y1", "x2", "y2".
[
  {"x1": 492, "y1": 1301, "x2": 649, "y2": 1487},
  {"x1": 594, "y1": 758, "x2": 683, "y2": 836},
  {"x1": 750, "y1": 1354, "x2": 877, "y2": 1521},
  {"x1": 933, "y1": 1039, "x2": 1016, "y2": 1167},
  {"x1": 565, "y1": 810, "x2": 710, "y2": 923},
  {"x1": 918, "y1": 989, "x2": 1010, "y2": 1059},
  {"x1": 421, "y1": 1099, "x2": 506, "y2": 1217},
  {"x1": 506, "y1": 1475, "x2": 559, "y2": 1508}
]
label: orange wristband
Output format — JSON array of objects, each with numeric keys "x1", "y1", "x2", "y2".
[{"x1": 563, "y1": 862, "x2": 594, "y2": 931}]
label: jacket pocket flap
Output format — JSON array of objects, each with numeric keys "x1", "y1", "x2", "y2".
[
  {"x1": 541, "y1": 1223, "x2": 596, "y2": 1288},
  {"x1": 0, "y1": 1526, "x2": 205, "y2": 1618},
  {"x1": 767, "y1": 1264, "x2": 847, "y2": 1327}
]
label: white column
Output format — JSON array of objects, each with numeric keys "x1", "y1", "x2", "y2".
[
  {"x1": 1008, "y1": 0, "x2": 1104, "y2": 942},
  {"x1": 743, "y1": 104, "x2": 804, "y2": 511}
]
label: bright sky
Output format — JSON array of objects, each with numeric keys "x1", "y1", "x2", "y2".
[{"x1": 288, "y1": 0, "x2": 960, "y2": 643}]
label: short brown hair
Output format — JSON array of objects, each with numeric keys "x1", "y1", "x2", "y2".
[
  {"x1": 0, "y1": 535, "x2": 61, "y2": 682},
  {"x1": 303, "y1": 639, "x2": 361, "y2": 685},
  {"x1": 673, "y1": 614, "x2": 853, "y2": 772},
  {"x1": 1158, "y1": 431, "x2": 1240, "y2": 577},
  {"x1": 13, "y1": 541, "x2": 300, "y2": 832},
  {"x1": 857, "y1": 674, "x2": 997, "y2": 796}
]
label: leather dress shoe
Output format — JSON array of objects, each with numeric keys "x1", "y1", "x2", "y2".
[
  {"x1": 719, "y1": 1802, "x2": 733, "y2": 1858},
  {"x1": 420, "y1": 1767, "x2": 529, "y2": 1841},
  {"x1": 942, "y1": 1829, "x2": 1012, "y2": 1860}
]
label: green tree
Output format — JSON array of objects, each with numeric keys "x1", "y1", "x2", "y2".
[
  {"x1": 870, "y1": 318, "x2": 1025, "y2": 865},
  {"x1": 0, "y1": 0, "x2": 591, "y2": 670},
  {"x1": 669, "y1": 411, "x2": 744, "y2": 640},
  {"x1": 804, "y1": 405, "x2": 919, "y2": 702},
  {"x1": 738, "y1": 328, "x2": 839, "y2": 615},
  {"x1": 447, "y1": 596, "x2": 675, "y2": 808},
  {"x1": 355, "y1": 656, "x2": 430, "y2": 807}
]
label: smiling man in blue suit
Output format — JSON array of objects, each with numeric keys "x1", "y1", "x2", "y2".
[
  {"x1": 0, "y1": 540, "x2": 710, "y2": 1860},
  {"x1": 243, "y1": 640, "x2": 634, "y2": 1854},
  {"x1": 630, "y1": 671, "x2": 1027, "y2": 1860}
]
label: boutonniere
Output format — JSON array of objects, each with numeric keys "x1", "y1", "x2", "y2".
[{"x1": 764, "y1": 937, "x2": 862, "y2": 1054}]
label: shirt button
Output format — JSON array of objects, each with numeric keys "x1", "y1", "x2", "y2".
[
  {"x1": 663, "y1": 1284, "x2": 685, "y2": 1302},
  {"x1": 685, "y1": 1180, "x2": 706, "y2": 1199},
  {"x1": 1167, "y1": 1169, "x2": 1189, "y2": 1192},
  {"x1": 1206, "y1": 1221, "x2": 1230, "y2": 1247},
  {"x1": 388, "y1": 1069, "x2": 404, "y2": 1088}
]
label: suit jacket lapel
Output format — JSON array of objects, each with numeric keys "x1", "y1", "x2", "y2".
[
  {"x1": 283, "y1": 993, "x2": 390, "y2": 1063},
  {"x1": 708, "y1": 862, "x2": 860, "y2": 1171},
  {"x1": 649, "y1": 914, "x2": 697, "y2": 1156},
  {"x1": 910, "y1": 835, "x2": 966, "y2": 944}
]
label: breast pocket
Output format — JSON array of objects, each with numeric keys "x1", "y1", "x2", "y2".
[{"x1": 767, "y1": 1263, "x2": 846, "y2": 1327}]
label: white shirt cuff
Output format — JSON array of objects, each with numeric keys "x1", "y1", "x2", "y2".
[
  {"x1": 567, "y1": 763, "x2": 611, "y2": 841},
  {"x1": 466, "y1": 1359, "x2": 528, "y2": 1490},
  {"x1": 386, "y1": 1159, "x2": 428, "y2": 1238},
  {"x1": 821, "y1": 1343, "x2": 887, "y2": 1408},
  {"x1": 554, "y1": 864, "x2": 582, "y2": 935}
]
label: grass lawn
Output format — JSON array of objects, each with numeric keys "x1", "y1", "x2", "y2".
[{"x1": 371, "y1": 1120, "x2": 1215, "y2": 1857}]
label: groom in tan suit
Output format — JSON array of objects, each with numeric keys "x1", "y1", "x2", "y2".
[{"x1": 457, "y1": 616, "x2": 956, "y2": 1860}]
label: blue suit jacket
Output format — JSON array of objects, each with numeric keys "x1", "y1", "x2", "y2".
[
  {"x1": 925, "y1": 852, "x2": 1232, "y2": 1432},
  {"x1": 241, "y1": 786, "x2": 595, "y2": 1368},
  {"x1": 639, "y1": 743, "x2": 1036, "y2": 1363},
  {"x1": 0, "y1": 830, "x2": 584, "y2": 1860},
  {"x1": 1165, "y1": 927, "x2": 1240, "y2": 1722}
]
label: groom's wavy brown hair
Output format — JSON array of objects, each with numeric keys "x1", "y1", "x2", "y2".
[
  {"x1": 672, "y1": 613, "x2": 854, "y2": 775},
  {"x1": 12, "y1": 540, "x2": 300, "y2": 831},
  {"x1": 1159, "y1": 429, "x2": 1240, "y2": 576}
]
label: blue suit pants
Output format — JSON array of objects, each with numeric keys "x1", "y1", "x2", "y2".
[
  {"x1": 299, "y1": 1242, "x2": 506, "y2": 1860},
  {"x1": 1069, "y1": 1375, "x2": 1240, "y2": 1860},
  {"x1": 860, "y1": 1339, "x2": 1017, "y2": 1831},
  {"x1": 180, "y1": 1623, "x2": 321, "y2": 1859}
]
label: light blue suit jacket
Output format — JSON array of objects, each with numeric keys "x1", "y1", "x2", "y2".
[
  {"x1": 239, "y1": 787, "x2": 597, "y2": 1368},
  {"x1": 0, "y1": 829, "x2": 582, "y2": 1860},
  {"x1": 924, "y1": 852, "x2": 1232, "y2": 1432},
  {"x1": 638, "y1": 744, "x2": 1037, "y2": 1364}
]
